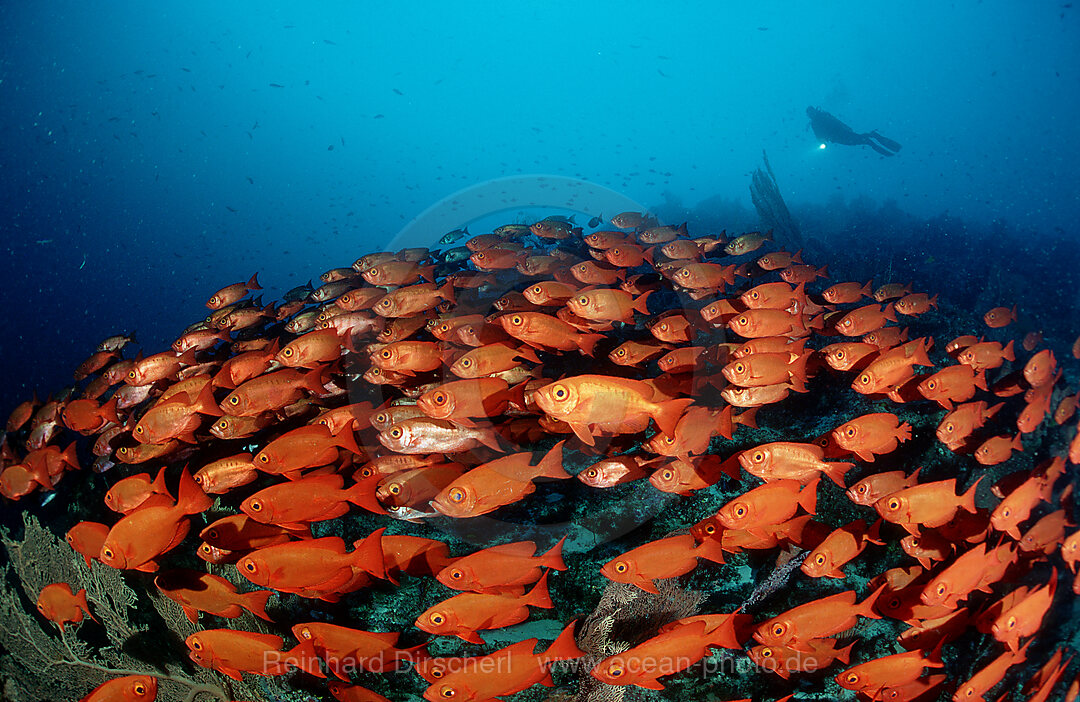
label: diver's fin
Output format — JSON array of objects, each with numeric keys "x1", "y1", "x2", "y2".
[
  {"x1": 868, "y1": 140, "x2": 896, "y2": 156},
  {"x1": 870, "y1": 131, "x2": 902, "y2": 152}
]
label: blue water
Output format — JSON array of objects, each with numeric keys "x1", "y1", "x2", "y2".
[{"x1": 1, "y1": 1, "x2": 1078, "y2": 414}]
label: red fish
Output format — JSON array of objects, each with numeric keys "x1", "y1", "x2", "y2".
[
  {"x1": 186, "y1": 628, "x2": 323, "y2": 681},
  {"x1": 154, "y1": 569, "x2": 272, "y2": 623},
  {"x1": 36, "y1": 582, "x2": 95, "y2": 631},
  {"x1": 415, "y1": 571, "x2": 553, "y2": 643},
  {"x1": 79, "y1": 675, "x2": 157, "y2": 702},
  {"x1": 601, "y1": 534, "x2": 725, "y2": 593},
  {"x1": 435, "y1": 538, "x2": 566, "y2": 594},
  {"x1": 832, "y1": 412, "x2": 911, "y2": 462}
]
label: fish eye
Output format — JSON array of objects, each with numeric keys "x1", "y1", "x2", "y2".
[
  {"x1": 836, "y1": 350, "x2": 845, "y2": 359},
  {"x1": 679, "y1": 270, "x2": 689, "y2": 277},
  {"x1": 381, "y1": 349, "x2": 392, "y2": 359},
  {"x1": 459, "y1": 358, "x2": 472, "y2": 368},
  {"x1": 578, "y1": 296, "x2": 589, "y2": 305},
  {"x1": 431, "y1": 613, "x2": 445, "y2": 625},
  {"x1": 206, "y1": 529, "x2": 218, "y2": 539},
  {"x1": 283, "y1": 348, "x2": 293, "y2": 357},
  {"x1": 607, "y1": 663, "x2": 625, "y2": 678},
  {"x1": 127, "y1": 371, "x2": 137, "y2": 379},
  {"x1": 857, "y1": 485, "x2": 867, "y2": 494},
  {"x1": 439, "y1": 687, "x2": 456, "y2": 699},
  {"x1": 298, "y1": 626, "x2": 312, "y2": 639},
  {"x1": 845, "y1": 673, "x2": 860, "y2": 685},
  {"x1": 102, "y1": 547, "x2": 113, "y2": 559},
  {"x1": 135, "y1": 426, "x2": 143, "y2": 434},
  {"x1": 475, "y1": 252, "x2": 485, "y2": 259},
  {"x1": 814, "y1": 554, "x2": 826, "y2": 565},
  {"x1": 859, "y1": 374, "x2": 870, "y2": 385},
  {"x1": 927, "y1": 380, "x2": 936, "y2": 389},
  {"x1": 433, "y1": 392, "x2": 447, "y2": 405},
  {"x1": 553, "y1": 386, "x2": 567, "y2": 400},
  {"x1": 845, "y1": 427, "x2": 856, "y2": 437},
  {"x1": 772, "y1": 623, "x2": 785, "y2": 636},
  {"x1": 258, "y1": 454, "x2": 269, "y2": 463},
  {"x1": 1002, "y1": 508, "x2": 1011, "y2": 517},
  {"x1": 229, "y1": 396, "x2": 239, "y2": 405},
  {"x1": 944, "y1": 422, "x2": 954, "y2": 432},
  {"x1": 532, "y1": 286, "x2": 542, "y2": 294},
  {"x1": 190, "y1": 638, "x2": 202, "y2": 651},
  {"x1": 133, "y1": 683, "x2": 146, "y2": 695},
  {"x1": 936, "y1": 583, "x2": 946, "y2": 595},
  {"x1": 616, "y1": 348, "x2": 626, "y2": 356},
  {"x1": 887, "y1": 497, "x2": 901, "y2": 511},
  {"x1": 704, "y1": 524, "x2": 716, "y2": 534},
  {"x1": 449, "y1": 488, "x2": 466, "y2": 503},
  {"x1": 194, "y1": 475, "x2": 203, "y2": 485},
  {"x1": 750, "y1": 291, "x2": 759, "y2": 299},
  {"x1": 249, "y1": 500, "x2": 262, "y2": 511},
  {"x1": 614, "y1": 562, "x2": 627, "y2": 573},
  {"x1": 734, "y1": 505, "x2": 747, "y2": 517},
  {"x1": 216, "y1": 419, "x2": 228, "y2": 429},
  {"x1": 389, "y1": 484, "x2": 401, "y2": 494},
  {"x1": 390, "y1": 427, "x2": 403, "y2": 439},
  {"x1": 431, "y1": 668, "x2": 445, "y2": 679},
  {"x1": 243, "y1": 560, "x2": 257, "y2": 573},
  {"x1": 511, "y1": 315, "x2": 523, "y2": 325},
  {"x1": 449, "y1": 569, "x2": 463, "y2": 580},
  {"x1": 375, "y1": 412, "x2": 388, "y2": 425},
  {"x1": 1006, "y1": 616, "x2": 1016, "y2": 629},
  {"x1": 735, "y1": 363, "x2": 745, "y2": 373}
]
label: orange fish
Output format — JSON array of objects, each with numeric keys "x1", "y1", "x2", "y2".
[
  {"x1": 566, "y1": 288, "x2": 651, "y2": 323},
  {"x1": 936, "y1": 400, "x2": 1003, "y2": 450},
  {"x1": 917, "y1": 364, "x2": 986, "y2": 410},
  {"x1": 431, "y1": 442, "x2": 567, "y2": 518},
  {"x1": 100, "y1": 469, "x2": 212, "y2": 571},
  {"x1": 823, "y1": 280, "x2": 872, "y2": 304},
  {"x1": 715, "y1": 478, "x2": 819, "y2": 531},
  {"x1": 104, "y1": 466, "x2": 171, "y2": 514},
  {"x1": 983, "y1": 304, "x2": 1017, "y2": 328},
  {"x1": 36, "y1": 582, "x2": 95, "y2": 631},
  {"x1": 577, "y1": 454, "x2": 652, "y2": 488},
  {"x1": 973, "y1": 433, "x2": 1022, "y2": 465},
  {"x1": 822, "y1": 341, "x2": 880, "y2": 372},
  {"x1": 66, "y1": 521, "x2": 111, "y2": 566},
  {"x1": 754, "y1": 586, "x2": 883, "y2": 649},
  {"x1": 835, "y1": 649, "x2": 943, "y2": 696},
  {"x1": 801, "y1": 519, "x2": 883, "y2": 578},
  {"x1": 739, "y1": 442, "x2": 853, "y2": 486},
  {"x1": 79, "y1": 675, "x2": 157, "y2": 702},
  {"x1": 220, "y1": 367, "x2": 325, "y2": 416},
  {"x1": 253, "y1": 424, "x2": 362, "y2": 476},
  {"x1": 953, "y1": 640, "x2": 1029, "y2": 701},
  {"x1": 601, "y1": 534, "x2": 725, "y2": 593},
  {"x1": 186, "y1": 628, "x2": 323, "y2": 681},
  {"x1": 533, "y1": 374, "x2": 692, "y2": 446},
  {"x1": 206, "y1": 273, "x2": 261, "y2": 309},
  {"x1": 874, "y1": 477, "x2": 981, "y2": 535},
  {"x1": 291, "y1": 622, "x2": 425, "y2": 679},
  {"x1": 449, "y1": 342, "x2": 539, "y2": 378},
  {"x1": 1023, "y1": 348, "x2": 1057, "y2": 389},
  {"x1": 496, "y1": 312, "x2": 602, "y2": 356},
  {"x1": 237, "y1": 531, "x2": 385, "y2": 601},
  {"x1": 956, "y1": 339, "x2": 1015, "y2": 371},
  {"x1": 154, "y1": 568, "x2": 272, "y2": 623},
  {"x1": 992, "y1": 570, "x2": 1056, "y2": 651},
  {"x1": 199, "y1": 514, "x2": 311, "y2": 551},
  {"x1": 416, "y1": 378, "x2": 522, "y2": 424},
  {"x1": 590, "y1": 620, "x2": 712, "y2": 690},
  {"x1": 435, "y1": 538, "x2": 566, "y2": 594},
  {"x1": 275, "y1": 328, "x2": 343, "y2": 368},
  {"x1": 834, "y1": 303, "x2": 897, "y2": 337},
  {"x1": 832, "y1": 412, "x2": 911, "y2": 462},
  {"x1": 416, "y1": 570, "x2": 553, "y2": 643},
  {"x1": 421, "y1": 620, "x2": 582, "y2": 702},
  {"x1": 749, "y1": 638, "x2": 855, "y2": 680},
  {"x1": 847, "y1": 467, "x2": 922, "y2": 506},
  {"x1": 241, "y1": 474, "x2": 382, "y2": 527}
]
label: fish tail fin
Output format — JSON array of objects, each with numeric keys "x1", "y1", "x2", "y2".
[
  {"x1": 301, "y1": 367, "x2": 327, "y2": 395},
  {"x1": 1003, "y1": 340, "x2": 1015, "y2": 362},
  {"x1": 715, "y1": 405, "x2": 735, "y2": 441},
  {"x1": 534, "y1": 440, "x2": 569, "y2": 479},
  {"x1": 99, "y1": 396, "x2": 121, "y2": 426},
  {"x1": 987, "y1": 402, "x2": 1005, "y2": 419},
  {"x1": 576, "y1": 333, "x2": 603, "y2": 357},
  {"x1": 929, "y1": 293, "x2": 939, "y2": 309},
  {"x1": 1011, "y1": 433, "x2": 1024, "y2": 452},
  {"x1": 419, "y1": 265, "x2": 436, "y2": 282},
  {"x1": 540, "y1": 536, "x2": 568, "y2": 571},
  {"x1": 76, "y1": 588, "x2": 98, "y2": 622},
  {"x1": 517, "y1": 345, "x2": 541, "y2": 364},
  {"x1": 351, "y1": 527, "x2": 387, "y2": 580},
  {"x1": 861, "y1": 280, "x2": 873, "y2": 298},
  {"x1": 653, "y1": 398, "x2": 694, "y2": 437},
  {"x1": 882, "y1": 302, "x2": 897, "y2": 323},
  {"x1": 523, "y1": 570, "x2": 554, "y2": 609},
  {"x1": 897, "y1": 421, "x2": 912, "y2": 443},
  {"x1": 837, "y1": 639, "x2": 857, "y2": 665},
  {"x1": 857, "y1": 582, "x2": 887, "y2": 620},
  {"x1": 247, "y1": 272, "x2": 262, "y2": 291},
  {"x1": 788, "y1": 351, "x2": 811, "y2": 385},
  {"x1": 61, "y1": 441, "x2": 81, "y2": 471},
  {"x1": 792, "y1": 249, "x2": 804, "y2": 264},
  {"x1": 825, "y1": 461, "x2": 855, "y2": 488},
  {"x1": 333, "y1": 428, "x2": 364, "y2": 457},
  {"x1": 799, "y1": 476, "x2": 820, "y2": 515},
  {"x1": 913, "y1": 339, "x2": 933, "y2": 368},
  {"x1": 245, "y1": 588, "x2": 274, "y2": 621},
  {"x1": 542, "y1": 619, "x2": 584, "y2": 663},
  {"x1": 151, "y1": 464, "x2": 169, "y2": 496},
  {"x1": 974, "y1": 369, "x2": 988, "y2": 391},
  {"x1": 437, "y1": 280, "x2": 455, "y2": 305},
  {"x1": 735, "y1": 407, "x2": 759, "y2": 431},
  {"x1": 633, "y1": 290, "x2": 653, "y2": 315},
  {"x1": 176, "y1": 467, "x2": 212, "y2": 515},
  {"x1": 961, "y1": 476, "x2": 983, "y2": 514},
  {"x1": 283, "y1": 639, "x2": 326, "y2": 678},
  {"x1": 346, "y1": 478, "x2": 385, "y2": 515},
  {"x1": 694, "y1": 534, "x2": 726, "y2": 564},
  {"x1": 192, "y1": 382, "x2": 222, "y2": 417}
]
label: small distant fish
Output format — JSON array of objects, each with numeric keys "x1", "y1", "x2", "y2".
[
  {"x1": 323, "y1": 39, "x2": 336, "y2": 45},
  {"x1": 658, "y1": 69, "x2": 667, "y2": 77},
  {"x1": 181, "y1": 67, "x2": 191, "y2": 72},
  {"x1": 441, "y1": 246, "x2": 471, "y2": 263},
  {"x1": 440, "y1": 227, "x2": 468, "y2": 245},
  {"x1": 225, "y1": 206, "x2": 238, "y2": 213},
  {"x1": 246, "y1": 176, "x2": 254, "y2": 184},
  {"x1": 340, "y1": 136, "x2": 345, "y2": 146},
  {"x1": 269, "y1": 83, "x2": 285, "y2": 88},
  {"x1": 758, "y1": 26, "x2": 769, "y2": 30},
  {"x1": 392, "y1": 88, "x2": 403, "y2": 95},
  {"x1": 283, "y1": 281, "x2": 314, "y2": 303},
  {"x1": 327, "y1": 145, "x2": 334, "y2": 151},
  {"x1": 374, "y1": 114, "x2": 384, "y2": 119},
  {"x1": 588, "y1": 214, "x2": 604, "y2": 228},
  {"x1": 35, "y1": 239, "x2": 53, "y2": 245}
]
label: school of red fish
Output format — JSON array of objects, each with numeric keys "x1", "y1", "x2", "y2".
[{"x1": 4, "y1": 211, "x2": 1080, "y2": 702}]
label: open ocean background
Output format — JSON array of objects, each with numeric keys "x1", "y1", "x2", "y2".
[{"x1": 1, "y1": 1, "x2": 1078, "y2": 416}]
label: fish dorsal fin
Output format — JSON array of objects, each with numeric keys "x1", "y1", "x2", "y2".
[{"x1": 481, "y1": 542, "x2": 536, "y2": 558}]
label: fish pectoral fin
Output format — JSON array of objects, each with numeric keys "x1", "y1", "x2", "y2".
[{"x1": 568, "y1": 422, "x2": 595, "y2": 446}]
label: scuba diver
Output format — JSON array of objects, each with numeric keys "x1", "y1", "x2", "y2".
[{"x1": 806, "y1": 106, "x2": 902, "y2": 156}]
